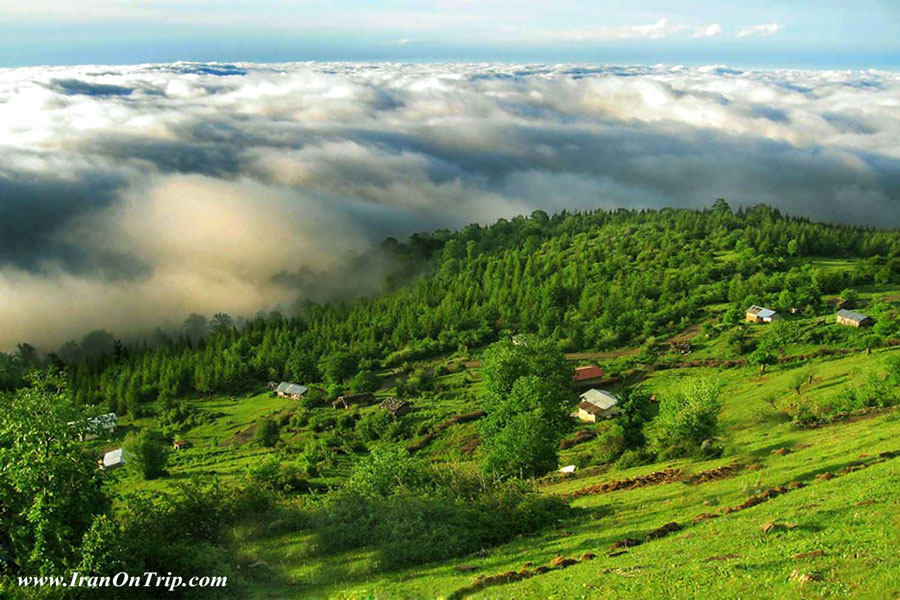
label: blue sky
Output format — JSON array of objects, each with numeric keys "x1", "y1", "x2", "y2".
[{"x1": 1, "y1": 0, "x2": 897, "y2": 68}]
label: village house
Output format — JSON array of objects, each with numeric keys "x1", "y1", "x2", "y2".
[
  {"x1": 70, "y1": 412, "x2": 118, "y2": 441},
  {"x1": 380, "y1": 397, "x2": 410, "y2": 417},
  {"x1": 274, "y1": 382, "x2": 309, "y2": 399},
  {"x1": 572, "y1": 365, "x2": 605, "y2": 387},
  {"x1": 172, "y1": 440, "x2": 191, "y2": 451},
  {"x1": 332, "y1": 392, "x2": 375, "y2": 409},
  {"x1": 101, "y1": 448, "x2": 128, "y2": 470},
  {"x1": 576, "y1": 389, "x2": 621, "y2": 422},
  {"x1": 835, "y1": 309, "x2": 874, "y2": 328},
  {"x1": 745, "y1": 305, "x2": 781, "y2": 324}
]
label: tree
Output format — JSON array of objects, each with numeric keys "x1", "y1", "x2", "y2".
[
  {"x1": 124, "y1": 429, "x2": 168, "y2": 480},
  {"x1": 648, "y1": 378, "x2": 723, "y2": 459},
  {"x1": 254, "y1": 418, "x2": 280, "y2": 448},
  {"x1": 618, "y1": 388, "x2": 655, "y2": 450},
  {"x1": 480, "y1": 339, "x2": 573, "y2": 478},
  {"x1": 349, "y1": 370, "x2": 379, "y2": 394},
  {"x1": 318, "y1": 352, "x2": 357, "y2": 384},
  {"x1": 0, "y1": 370, "x2": 108, "y2": 575}
]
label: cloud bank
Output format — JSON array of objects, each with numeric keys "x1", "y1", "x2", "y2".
[{"x1": 1, "y1": 62, "x2": 899, "y2": 350}]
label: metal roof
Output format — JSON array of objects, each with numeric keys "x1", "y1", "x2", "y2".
[
  {"x1": 102, "y1": 448, "x2": 127, "y2": 468},
  {"x1": 579, "y1": 389, "x2": 620, "y2": 411},
  {"x1": 836, "y1": 309, "x2": 871, "y2": 322},
  {"x1": 747, "y1": 305, "x2": 777, "y2": 319},
  {"x1": 276, "y1": 382, "x2": 308, "y2": 396}
]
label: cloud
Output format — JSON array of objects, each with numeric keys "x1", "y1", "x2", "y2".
[
  {"x1": 538, "y1": 18, "x2": 689, "y2": 42},
  {"x1": 736, "y1": 23, "x2": 782, "y2": 38},
  {"x1": 0, "y1": 61, "x2": 898, "y2": 350},
  {"x1": 693, "y1": 23, "x2": 723, "y2": 38}
]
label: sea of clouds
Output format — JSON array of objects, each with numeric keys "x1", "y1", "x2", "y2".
[{"x1": 1, "y1": 61, "x2": 899, "y2": 350}]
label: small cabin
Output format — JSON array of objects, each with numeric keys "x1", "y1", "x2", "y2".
[
  {"x1": 70, "y1": 413, "x2": 118, "y2": 441},
  {"x1": 332, "y1": 393, "x2": 375, "y2": 409},
  {"x1": 577, "y1": 389, "x2": 621, "y2": 423},
  {"x1": 745, "y1": 305, "x2": 781, "y2": 324},
  {"x1": 835, "y1": 309, "x2": 874, "y2": 328},
  {"x1": 572, "y1": 365, "x2": 605, "y2": 387},
  {"x1": 101, "y1": 448, "x2": 128, "y2": 470},
  {"x1": 274, "y1": 382, "x2": 309, "y2": 399},
  {"x1": 380, "y1": 397, "x2": 410, "y2": 417}
]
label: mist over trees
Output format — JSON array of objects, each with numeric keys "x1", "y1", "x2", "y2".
[{"x1": 1, "y1": 203, "x2": 899, "y2": 411}]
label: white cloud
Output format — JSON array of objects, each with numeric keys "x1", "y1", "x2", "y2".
[
  {"x1": 736, "y1": 23, "x2": 782, "y2": 38},
  {"x1": 693, "y1": 23, "x2": 723, "y2": 38},
  {"x1": 538, "y1": 18, "x2": 689, "y2": 42},
  {"x1": 0, "y1": 61, "x2": 898, "y2": 350}
]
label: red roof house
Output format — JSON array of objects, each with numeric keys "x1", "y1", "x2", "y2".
[{"x1": 573, "y1": 365, "x2": 605, "y2": 382}]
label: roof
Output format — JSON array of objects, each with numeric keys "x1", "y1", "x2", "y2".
[
  {"x1": 573, "y1": 365, "x2": 605, "y2": 382},
  {"x1": 102, "y1": 448, "x2": 127, "y2": 468},
  {"x1": 276, "y1": 382, "x2": 309, "y2": 396},
  {"x1": 579, "y1": 389, "x2": 620, "y2": 411},
  {"x1": 836, "y1": 309, "x2": 871, "y2": 322},
  {"x1": 380, "y1": 397, "x2": 408, "y2": 413},
  {"x1": 746, "y1": 305, "x2": 777, "y2": 319},
  {"x1": 88, "y1": 413, "x2": 118, "y2": 429}
]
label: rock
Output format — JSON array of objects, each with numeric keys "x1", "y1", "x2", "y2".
[
  {"x1": 815, "y1": 472, "x2": 834, "y2": 481},
  {"x1": 611, "y1": 538, "x2": 643, "y2": 549},
  {"x1": 787, "y1": 480, "x2": 805, "y2": 490},
  {"x1": 454, "y1": 564, "x2": 478, "y2": 572},
  {"x1": 761, "y1": 522, "x2": 776, "y2": 534},
  {"x1": 783, "y1": 522, "x2": 800, "y2": 529},
  {"x1": 792, "y1": 550, "x2": 825, "y2": 560},
  {"x1": 549, "y1": 556, "x2": 577, "y2": 567},
  {"x1": 521, "y1": 561, "x2": 534, "y2": 568},
  {"x1": 645, "y1": 522, "x2": 681, "y2": 540},
  {"x1": 771, "y1": 448, "x2": 790, "y2": 456},
  {"x1": 692, "y1": 512, "x2": 720, "y2": 524},
  {"x1": 790, "y1": 569, "x2": 823, "y2": 583},
  {"x1": 581, "y1": 553, "x2": 597, "y2": 561}
]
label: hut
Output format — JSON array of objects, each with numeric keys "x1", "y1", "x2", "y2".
[
  {"x1": 745, "y1": 305, "x2": 781, "y2": 324},
  {"x1": 101, "y1": 448, "x2": 128, "y2": 470},
  {"x1": 380, "y1": 397, "x2": 410, "y2": 417},
  {"x1": 836, "y1": 309, "x2": 874, "y2": 328},
  {"x1": 332, "y1": 393, "x2": 375, "y2": 409},
  {"x1": 275, "y1": 382, "x2": 309, "y2": 399}
]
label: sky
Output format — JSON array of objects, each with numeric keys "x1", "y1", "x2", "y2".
[{"x1": 0, "y1": 0, "x2": 898, "y2": 69}]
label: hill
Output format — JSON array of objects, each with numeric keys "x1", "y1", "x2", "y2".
[{"x1": 1, "y1": 201, "x2": 899, "y2": 599}]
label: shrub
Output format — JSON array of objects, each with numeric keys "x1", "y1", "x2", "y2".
[{"x1": 614, "y1": 448, "x2": 655, "y2": 471}]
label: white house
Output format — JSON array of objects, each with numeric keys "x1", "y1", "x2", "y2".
[
  {"x1": 275, "y1": 382, "x2": 309, "y2": 399},
  {"x1": 577, "y1": 389, "x2": 622, "y2": 422},
  {"x1": 70, "y1": 412, "x2": 118, "y2": 441},
  {"x1": 101, "y1": 448, "x2": 128, "y2": 470}
]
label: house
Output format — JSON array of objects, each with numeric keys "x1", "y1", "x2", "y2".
[
  {"x1": 70, "y1": 413, "x2": 118, "y2": 441},
  {"x1": 380, "y1": 397, "x2": 410, "y2": 417},
  {"x1": 332, "y1": 392, "x2": 375, "y2": 409},
  {"x1": 172, "y1": 440, "x2": 191, "y2": 451},
  {"x1": 275, "y1": 382, "x2": 309, "y2": 399},
  {"x1": 101, "y1": 448, "x2": 128, "y2": 470},
  {"x1": 745, "y1": 305, "x2": 781, "y2": 324},
  {"x1": 836, "y1": 309, "x2": 874, "y2": 328},
  {"x1": 577, "y1": 389, "x2": 621, "y2": 423},
  {"x1": 572, "y1": 365, "x2": 605, "y2": 386},
  {"x1": 267, "y1": 381, "x2": 279, "y2": 391}
]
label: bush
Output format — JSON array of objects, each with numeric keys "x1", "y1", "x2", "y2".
[
  {"x1": 349, "y1": 369, "x2": 379, "y2": 394},
  {"x1": 311, "y1": 451, "x2": 570, "y2": 568},
  {"x1": 614, "y1": 448, "x2": 655, "y2": 470}
]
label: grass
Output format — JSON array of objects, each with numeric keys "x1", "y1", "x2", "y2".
[{"x1": 220, "y1": 348, "x2": 900, "y2": 599}]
